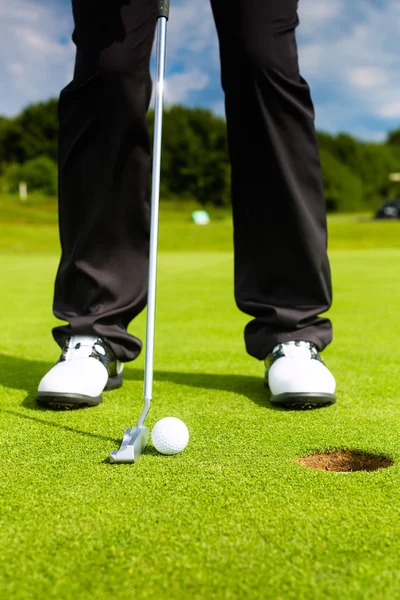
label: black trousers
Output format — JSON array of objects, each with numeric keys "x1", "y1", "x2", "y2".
[{"x1": 53, "y1": 0, "x2": 333, "y2": 362}]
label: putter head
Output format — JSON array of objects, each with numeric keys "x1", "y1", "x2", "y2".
[{"x1": 109, "y1": 426, "x2": 149, "y2": 464}]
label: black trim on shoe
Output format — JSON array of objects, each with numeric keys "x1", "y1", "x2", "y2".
[
  {"x1": 37, "y1": 392, "x2": 103, "y2": 409},
  {"x1": 269, "y1": 391, "x2": 337, "y2": 410},
  {"x1": 264, "y1": 340, "x2": 324, "y2": 370},
  {"x1": 89, "y1": 338, "x2": 120, "y2": 377},
  {"x1": 59, "y1": 337, "x2": 123, "y2": 380},
  {"x1": 37, "y1": 371, "x2": 123, "y2": 408}
]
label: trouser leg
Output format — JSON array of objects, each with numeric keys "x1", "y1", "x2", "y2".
[
  {"x1": 210, "y1": 0, "x2": 333, "y2": 360},
  {"x1": 53, "y1": 0, "x2": 157, "y2": 361}
]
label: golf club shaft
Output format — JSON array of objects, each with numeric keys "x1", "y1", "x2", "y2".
[{"x1": 139, "y1": 10, "x2": 169, "y2": 426}]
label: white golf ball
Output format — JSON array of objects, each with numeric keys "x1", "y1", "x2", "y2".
[{"x1": 151, "y1": 417, "x2": 189, "y2": 455}]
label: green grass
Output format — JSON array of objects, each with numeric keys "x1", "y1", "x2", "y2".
[
  {"x1": 1, "y1": 192, "x2": 400, "y2": 253},
  {"x1": 0, "y1": 193, "x2": 59, "y2": 224},
  {"x1": 1, "y1": 204, "x2": 400, "y2": 599}
]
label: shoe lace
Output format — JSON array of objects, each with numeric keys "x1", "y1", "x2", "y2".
[{"x1": 61, "y1": 337, "x2": 105, "y2": 362}]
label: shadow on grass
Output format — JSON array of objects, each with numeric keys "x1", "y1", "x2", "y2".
[
  {"x1": 123, "y1": 367, "x2": 275, "y2": 410},
  {"x1": 0, "y1": 353, "x2": 118, "y2": 444},
  {"x1": 0, "y1": 406, "x2": 119, "y2": 444},
  {"x1": 0, "y1": 352, "x2": 277, "y2": 411},
  {"x1": 0, "y1": 351, "x2": 280, "y2": 450}
]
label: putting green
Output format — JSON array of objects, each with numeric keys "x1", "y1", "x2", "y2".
[{"x1": 1, "y1": 215, "x2": 400, "y2": 598}]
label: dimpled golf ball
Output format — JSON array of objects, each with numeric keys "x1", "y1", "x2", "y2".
[{"x1": 151, "y1": 417, "x2": 189, "y2": 455}]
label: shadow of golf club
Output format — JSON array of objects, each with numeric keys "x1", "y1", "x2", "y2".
[
  {"x1": 0, "y1": 352, "x2": 288, "y2": 453},
  {"x1": 0, "y1": 353, "x2": 119, "y2": 445},
  {"x1": 0, "y1": 406, "x2": 119, "y2": 444}
]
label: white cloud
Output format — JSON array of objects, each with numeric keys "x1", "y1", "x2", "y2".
[
  {"x1": 148, "y1": 1, "x2": 218, "y2": 109},
  {"x1": 0, "y1": 0, "x2": 74, "y2": 116},
  {"x1": 0, "y1": 0, "x2": 399, "y2": 141},
  {"x1": 8, "y1": 63, "x2": 24, "y2": 75},
  {"x1": 160, "y1": 0, "x2": 218, "y2": 106},
  {"x1": 349, "y1": 68, "x2": 389, "y2": 89},
  {"x1": 379, "y1": 102, "x2": 400, "y2": 119},
  {"x1": 297, "y1": 0, "x2": 400, "y2": 138},
  {"x1": 0, "y1": 0, "x2": 217, "y2": 116},
  {"x1": 164, "y1": 69, "x2": 209, "y2": 105},
  {"x1": 298, "y1": 0, "x2": 344, "y2": 34},
  {"x1": 167, "y1": 1, "x2": 217, "y2": 63}
]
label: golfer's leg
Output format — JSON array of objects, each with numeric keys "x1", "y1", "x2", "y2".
[
  {"x1": 53, "y1": 0, "x2": 157, "y2": 362},
  {"x1": 210, "y1": 0, "x2": 333, "y2": 361}
]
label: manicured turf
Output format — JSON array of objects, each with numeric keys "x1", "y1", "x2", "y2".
[
  {"x1": 1, "y1": 210, "x2": 400, "y2": 599},
  {"x1": 2, "y1": 193, "x2": 400, "y2": 253}
]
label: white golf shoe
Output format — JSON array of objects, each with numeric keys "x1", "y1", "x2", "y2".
[
  {"x1": 37, "y1": 335, "x2": 124, "y2": 408},
  {"x1": 265, "y1": 340, "x2": 336, "y2": 409}
]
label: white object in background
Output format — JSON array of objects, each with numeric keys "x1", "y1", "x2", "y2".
[
  {"x1": 152, "y1": 417, "x2": 189, "y2": 455},
  {"x1": 19, "y1": 182, "x2": 28, "y2": 201},
  {"x1": 192, "y1": 210, "x2": 210, "y2": 225}
]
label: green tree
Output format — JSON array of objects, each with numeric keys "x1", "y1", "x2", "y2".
[
  {"x1": 318, "y1": 131, "x2": 400, "y2": 209},
  {"x1": 0, "y1": 99, "x2": 58, "y2": 166},
  {"x1": 0, "y1": 118, "x2": 24, "y2": 166},
  {"x1": 357, "y1": 143, "x2": 399, "y2": 207},
  {"x1": 17, "y1": 99, "x2": 58, "y2": 161},
  {"x1": 319, "y1": 148, "x2": 364, "y2": 212},
  {"x1": 1, "y1": 97, "x2": 399, "y2": 212},
  {"x1": 3, "y1": 155, "x2": 57, "y2": 196},
  {"x1": 387, "y1": 127, "x2": 400, "y2": 147},
  {"x1": 386, "y1": 127, "x2": 400, "y2": 164},
  {"x1": 147, "y1": 106, "x2": 230, "y2": 206},
  {"x1": 317, "y1": 130, "x2": 337, "y2": 157}
]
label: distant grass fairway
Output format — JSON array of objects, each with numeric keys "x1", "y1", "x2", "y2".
[
  {"x1": 1, "y1": 199, "x2": 400, "y2": 599},
  {"x1": 2, "y1": 192, "x2": 400, "y2": 253}
]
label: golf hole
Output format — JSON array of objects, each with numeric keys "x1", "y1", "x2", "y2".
[{"x1": 296, "y1": 450, "x2": 393, "y2": 473}]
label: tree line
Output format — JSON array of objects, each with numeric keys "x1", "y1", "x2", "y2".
[{"x1": 1, "y1": 98, "x2": 400, "y2": 212}]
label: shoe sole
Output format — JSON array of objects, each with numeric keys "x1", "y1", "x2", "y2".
[
  {"x1": 270, "y1": 391, "x2": 337, "y2": 410},
  {"x1": 264, "y1": 369, "x2": 336, "y2": 410},
  {"x1": 37, "y1": 374, "x2": 123, "y2": 409}
]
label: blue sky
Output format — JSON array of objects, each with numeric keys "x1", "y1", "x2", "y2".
[{"x1": 0, "y1": 0, "x2": 399, "y2": 141}]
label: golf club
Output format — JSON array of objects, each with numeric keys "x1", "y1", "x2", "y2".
[{"x1": 110, "y1": 0, "x2": 170, "y2": 464}]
